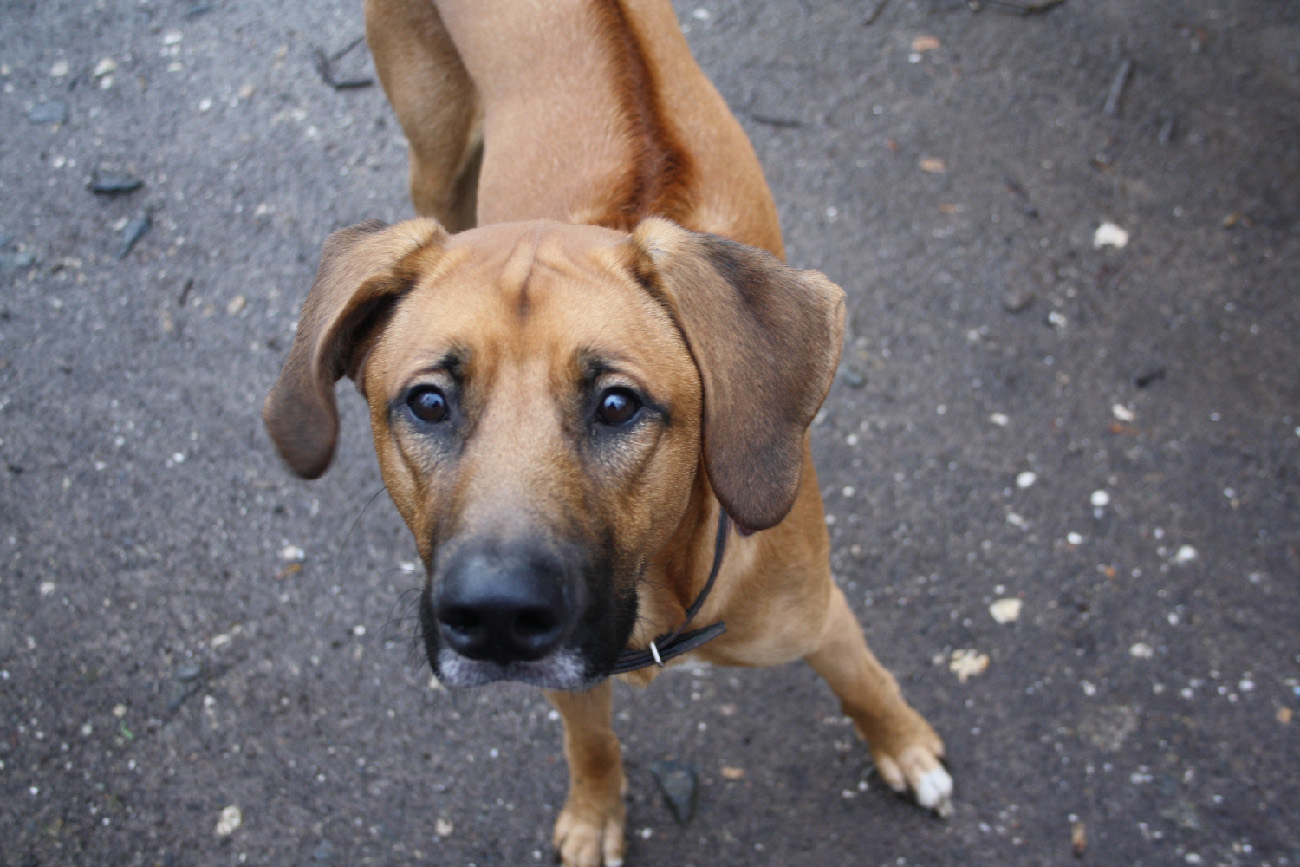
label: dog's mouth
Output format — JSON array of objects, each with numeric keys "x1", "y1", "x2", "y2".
[{"x1": 432, "y1": 646, "x2": 600, "y2": 690}]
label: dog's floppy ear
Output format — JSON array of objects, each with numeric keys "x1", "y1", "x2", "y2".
[
  {"x1": 264, "y1": 218, "x2": 448, "y2": 478},
  {"x1": 627, "y1": 218, "x2": 845, "y2": 531}
]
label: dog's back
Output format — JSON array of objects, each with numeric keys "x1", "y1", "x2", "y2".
[{"x1": 367, "y1": 0, "x2": 783, "y2": 254}]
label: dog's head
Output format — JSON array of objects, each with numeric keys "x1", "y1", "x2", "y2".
[{"x1": 264, "y1": 218, "x2": 843, "y2": 689}]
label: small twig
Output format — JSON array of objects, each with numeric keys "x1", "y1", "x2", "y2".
[
  {"x1": 971, "y1": 0, "x2": 1069, "y2": 14},
  {"x1": 313, "y1": 38, "x2": 375, "y2": 91},
  {"x1": 865, "y1": 0, "x2": 891, "y2": 25},
  {"x1": 330, "y1": 35, "x2": 367, "y2": 63},
  {"x1": 747, "y1": 112, "x2": 804, "y2": 129},
  {"x1": 1103, "y1": 58, "x2": 1133, "y2": 117}
]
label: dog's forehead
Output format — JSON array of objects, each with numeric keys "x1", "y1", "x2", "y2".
[{"x1": 383, "y1": 220, "x2": 687, "y2": 378}]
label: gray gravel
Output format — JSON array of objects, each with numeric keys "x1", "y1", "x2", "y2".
[{"x1": 2, "y1": 1, "x2": 1298, "y2": 865}]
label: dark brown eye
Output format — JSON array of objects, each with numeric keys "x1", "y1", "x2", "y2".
[
  {"x1": 407, "y1": 386, "x2": 449, "y2": 424},
  {"x1": 596, "y1": 388, "x2": 640, "y2": 426}
]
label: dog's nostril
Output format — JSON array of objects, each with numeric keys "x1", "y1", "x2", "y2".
[
  {"x1": 441, "y1": 606, "x2": 482, "y2": 633},
  {"x1": 515, "y1": 607, "x2": 559, "y2": 636}
]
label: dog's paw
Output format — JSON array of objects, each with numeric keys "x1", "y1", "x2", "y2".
[
  {"x1": 554, "y1": 797, "x2": 626, "y2": 867},
  {"x1": 872, "y1": 736, "x2": 953, "y2": 818}
]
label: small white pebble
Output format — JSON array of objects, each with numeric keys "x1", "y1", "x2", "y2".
[
  {"x1": 1006, "y1": 512, "x2": 1026, "y2": 528},
  {"x1": 989, "y1": 413, "x2": 1009, "y2": 427},
  {"x1": 112, "y1": 704, "x2": 127, "y2": 718},
  {"x1": 210, "y1": 633, "x2": 232, "y2": 650},
  {"x1": 279, "y1": 544, "x2": 305, "y2": 562},
  {"x1": 1112, "y1": 404, "x2": 1135, "y2": 422},
  {"x1": 1130, "y1": 642, "x2": 1154, "y2": 659},
  {"x1": 1094, "y1": 222, "x2": 1130, "y2": 249},
  {"x1": 1067, "y1": 532, "x2": 1084, "y2": 545},
  {"x1": 989, "y1": 598, "x2": 1022, "y2": 624},
  {"x1": 1090, "y1": 490, "x2": 1110, "y2": 507},
  {"x1": 1081, "y1": 681, "x2": 1096, "y2": 696},
  {"x1": 163, "y1": 30, "x2": 184, "y2": 45},
  {"x1": 39, "y1": 582, "x2": 56, "y2": 596},
  {"x1": 691, "y1": 7, "x2": 711, "y2": 20},
  {"x1": 50, "y1": 60, "x2": 70, "y2": 77},
  {"x1": 215, "y1": 805, "x2": 242, "y2": 837},
  {"x1": 1016, "y1": 471, "x2": 1037, "y2": 488},
  {"x1": 435, "y1": 817, "x2": 454, "y2": 837},
  {"x1": 841, "y1": 486, "x2": 856, "y2": 498},
  {"x1": 92, "y1": 58, "x2": 117, "y2": 78},
  {"x1": 1173, "y1": 545, "x2": 1198, "y2": 565}
]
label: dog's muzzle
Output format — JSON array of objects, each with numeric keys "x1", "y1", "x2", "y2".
[{"x1": 420, "y1": 542, "x2": 602, "y2": 690}]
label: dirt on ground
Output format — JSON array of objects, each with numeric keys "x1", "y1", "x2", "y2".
[{"x1": 2, "y1": 1, "x2": 1298, "y2": 865}]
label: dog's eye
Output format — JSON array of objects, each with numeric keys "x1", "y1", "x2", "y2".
[
  {"x1": 596, "y1": 388, "x2": 640, "y2": 426},
  {"x1": 407, "y1": 386, "x2": 449, "y2": 424}
]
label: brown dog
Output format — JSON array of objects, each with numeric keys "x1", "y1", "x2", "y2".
[{"x1": 264, "y1": 1, "x2": 951, "y2": 864}]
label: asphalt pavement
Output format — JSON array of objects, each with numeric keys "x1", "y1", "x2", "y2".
[{"x1": 2, "y1": 1, "x2": 1298, "y2": 865}]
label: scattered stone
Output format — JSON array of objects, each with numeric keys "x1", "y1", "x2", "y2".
[
  {"x1": 92, "y1": 58, "x2": 117, "y2": 78},
  {"x1": 215, "y1": 805, "x2": 242, "y2": 837},
  {"x1": 0, "y1": 249, "x2": 37, "y2": 272},
  {"x1": 1111, "y1": 404, "x2": 1135, "y2": 422},
  {"x1": 50, "y1": 60, "x2": 70, "y2": 78},
  {"x1": 1129, "y1": 642, "x2": 1154, "y2": 658},
  {"x1": 919, "y1": 157, "x2": 947, "y2": 174},
  {"x1": 89, "y1": 169, "x2": 144, "y2": 195},
  {"x1": 1090, "y1": 490, "x2": 1110, "y2": 507},
  {"x1": 1016, "y1": 471, "x2": 1037, "y2": 489},
  {"x1": 1071, "y1": 820, "x2": 1087, "y2": 857},
  {"x1": 1002, "y1": 288, "x2": 1035, "y2": 313},
  {"x1": 29, "y1": 101, "x2": 69, "y2": 125},
  {"x1": 650, "y1": 759, "x2": 699, "y2": 824},
  {"x1": 434, "y1": 817, "x2": 454, "y2": 838},
  {"x1": 949, "y1": 649, "x2": 989, "y2": 682},
  {"x1": 115, "y1": 214, "x2": 151, "y2": 259},
  {"x1": 911, "y1": 35, "x2": 940, "y2": 52},
  {"x1": 720, "y1": 766, "x2": 745, "y2": 780},
  {"x1": 1078, "y1": 705, "x2": 1137, "y2": 752},
  {"x1": 839, "y1": 366, "x2": 867, "y2": 388},
  {"x1": 226, "y1": 294, "x2": 246, "y2": 315},
  {"x1": 989, "y1": 598, "x2": 1022, "y2": 624},
  {"x1": 1173, "y1": 545, "x2": 1198, "y2": 565},
  {"x1": 1133, "y1": 366, "x2": 1166, "y2": 388},
  {"x1": 1093, "y1": 221, "x2": 1129, "y2": 249},
  {"x1": 174, "y1": 661, "x2": 203, "y2": 682},
  {"x1": 989, "y1": 412, "x2": 1009, "y2": 427},
  {"x1": 280, "y1": 544, "x2": 305, "y2": 562},
  {"x1": 1279, "y1": 707, "x2": 1292, "y2": 724}
]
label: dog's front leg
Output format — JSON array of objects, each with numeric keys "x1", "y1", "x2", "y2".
[
  {"x1": 805, "y1": 585, "x2": 954, "y2": 817},
  {"x1": 545, "y1": 681, "x2": 627, "y2": 867}
]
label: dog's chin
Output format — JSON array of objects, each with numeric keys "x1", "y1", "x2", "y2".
[{"x1": 433, "y1": 648, "x2": 604, "y2": 690}]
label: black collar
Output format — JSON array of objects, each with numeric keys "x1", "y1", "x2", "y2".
[{"x1": 612, "y1": 511, "x2": 729, "y2": 675}]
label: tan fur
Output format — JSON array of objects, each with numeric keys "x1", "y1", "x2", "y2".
[{"x1": 267, "y1": 2, "x2": 949, "y2": 864}]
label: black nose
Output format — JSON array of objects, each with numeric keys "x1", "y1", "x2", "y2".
[{"x1": 435, "y1": 548, "x2": 575, "y2": 664}]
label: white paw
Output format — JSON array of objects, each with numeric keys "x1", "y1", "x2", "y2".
[
  {"x1": 875, "y1": 743, "x2": 953, "y2": 818},
  {"x1": 914, "y1": 765, "x2": 954, "y2": 818}
]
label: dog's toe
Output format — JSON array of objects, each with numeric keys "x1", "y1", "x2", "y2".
[
  {"x1": 873, "y1": 741, "x2": 953, "y2": 818},
  {"x1": 554, "y1": 801, "x2": 626, "y2": 867}
]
